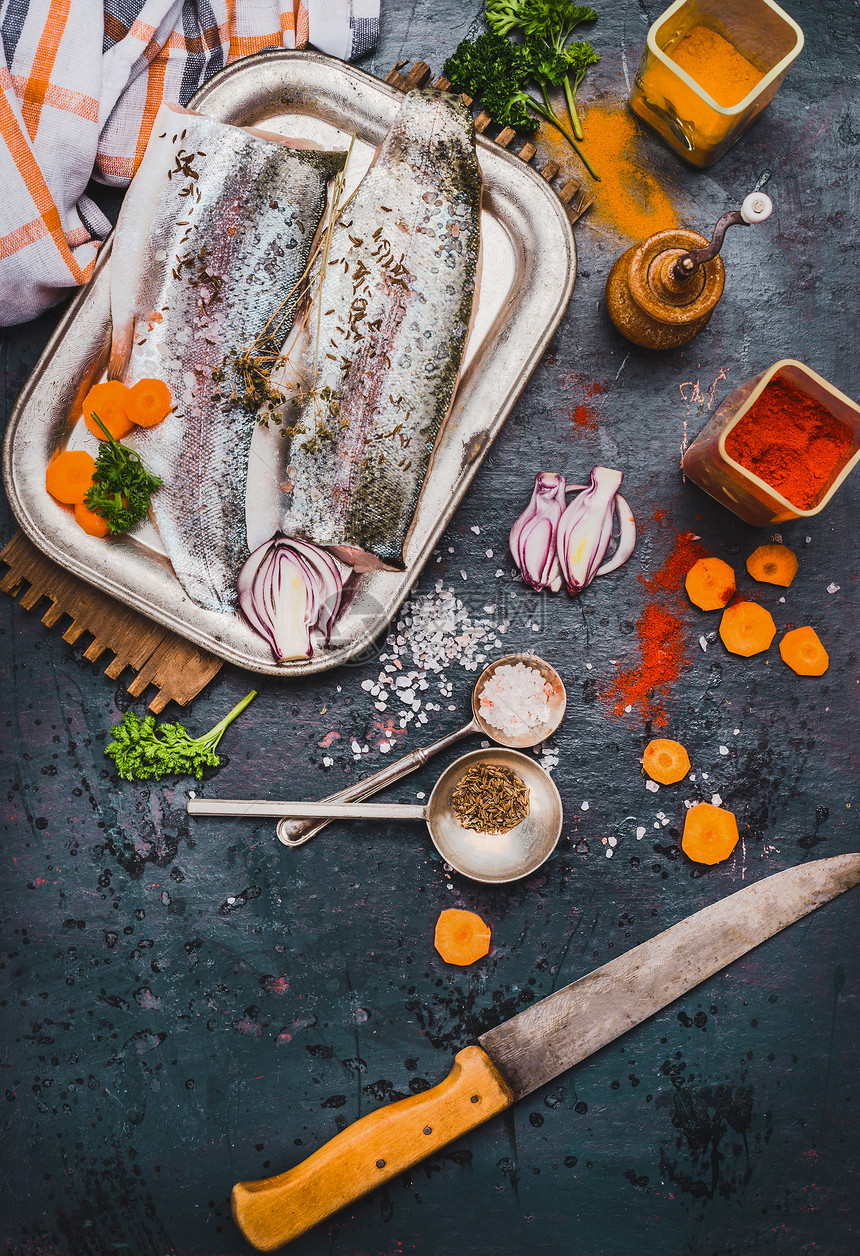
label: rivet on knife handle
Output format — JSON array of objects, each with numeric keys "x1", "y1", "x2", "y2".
[{"x1": 231, "y1": 1045, "x2": 513, "y2": 1251}]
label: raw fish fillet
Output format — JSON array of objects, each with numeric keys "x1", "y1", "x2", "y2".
[
  {"x1": 109, "y1": 102, "x2": 346, "y2": 612},
  {"x1": 281, "y1": 89, "x2": 482, "y2": 571}
]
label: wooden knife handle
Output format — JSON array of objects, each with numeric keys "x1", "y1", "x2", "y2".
[{"x1": 231, "y1": 1045, "x2": 513, "y2": 1251}]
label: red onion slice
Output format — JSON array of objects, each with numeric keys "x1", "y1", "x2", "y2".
[
  {"x1": 508, "y1": 471, "x2": 567, "y2": 592},
  {"x1": 557, "y1": 467, "x2": 624, "y2": 594},
  {"x1": 237, "y1": 533, "x2": 344, "y2": 662},
  {"x1": 565, "y1": 485, "x2": 637, "y2": 577}
]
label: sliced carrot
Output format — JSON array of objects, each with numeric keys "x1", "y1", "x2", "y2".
[
  {"x1": 128, "y1": 378, "x2": 172, "y2": 427},
  {"x1": 719, "y1": 600, "x2": 776, "y2": 656},
  {"x1": 684, "y1": 557, "x2": 736, "y2": 611},
  {"x1": 643, "y1": 738, "x2": 691, "y2": 785},
  {"x1": 434, "y1": 908, "x2": 491, "y2": 966},
  {"x1": 82, "y1": 380, "x2": 133, "y2": 440},
  {"x1": 746, "y1": 544, "x2": 798, "y2": 588},
  {"x1": 74, "y1": 500, "x2": 110, "y2": 538},
  {"x1": 45, "y1": 449, "x2": 97, "y2": 504},
  {"x1": 779, "y1": 626, "x2": 829, "y2": 676},
  {"x1": 681, "y1": 802, "x2": 740, "y2": 865}
]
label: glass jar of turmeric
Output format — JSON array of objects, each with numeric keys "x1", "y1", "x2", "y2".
[{"x1": 629, "y1": 0, "x2": 804, "y2": 166}]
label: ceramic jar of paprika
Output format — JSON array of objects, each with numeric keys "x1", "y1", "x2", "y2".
[{"x1": 683, "y1": 359, "x2": 860, "y2": 525}]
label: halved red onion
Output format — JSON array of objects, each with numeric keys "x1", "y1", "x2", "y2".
[
  {"x1": 237, "y1": 533, "x2": 343, "y2": 662},
  {"x1": 557, "y1": 466, "x2": 624, "y2": 594},
  {"x1": 564, "y1": 483, "x2": 637, "y2": 578},
  {"x1": 508, "y1": 471, "x2": 567, "y2": 592}
]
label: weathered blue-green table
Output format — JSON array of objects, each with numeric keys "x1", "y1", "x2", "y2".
[{"x1": 1, "y1": 3, "x2": 857, "y2": 1253}]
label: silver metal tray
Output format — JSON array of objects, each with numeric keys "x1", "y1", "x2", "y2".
[{"x1": 3, "y1": 52, "x2": 576, "y2": 676}]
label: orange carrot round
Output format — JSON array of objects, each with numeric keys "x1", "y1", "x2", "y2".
[
  {"x1": 82, "y1": 380, "x2": 134, "y2": 440},
  {"x1": 779, "y1": 626, "x2": 829, "y2": 676},
  {"x1": 643, "y1": 738, "x2": 691, "y2": 785},
  {"x1": 719, "y1": 601, "x2": 776, "y2": 656},
  {"x1": 685, "y1": 556, "x2": 736, "y2": 610},
  {"x1": 128, "y1": 378, "x2": 172, "y2": 427},
  {"x1": 746, "y1": 543, "x2": 798, "y2": 588},
  {"x1": 74, "y1": 500, "x2": 110, "y2": 538},
  {"x1": 681, "y1": 802, "x2": 740, "y2": 865},
  {"x1": 434, "y1": 908, "x2": 491, "y2": 966},
  {"x1": 45, "y1": 449, "x2": 97, "y2": 504}
]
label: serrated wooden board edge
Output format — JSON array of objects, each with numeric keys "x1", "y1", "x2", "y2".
[
  {"x1": 385, "y1": 61, "x2": 593, "y2": 223},
  {"x1": 1, "y1": 531, "x2": 222, "y2": 712}
]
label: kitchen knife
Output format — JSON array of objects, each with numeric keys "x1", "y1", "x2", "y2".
[{"x1": 231, "y1": 853, "x2": 859, "y2": 1251}]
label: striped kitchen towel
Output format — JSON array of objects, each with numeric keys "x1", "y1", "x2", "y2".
[{"x1": 0, "y1": 0, "x2": 380, "y2": 326}]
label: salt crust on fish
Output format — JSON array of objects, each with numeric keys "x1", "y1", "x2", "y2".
[
  {"x1": 281, "y1": 90, "x2": 482, "y2": 572},
  {"x1": 109, "y1": 102, "x2": 345, "y2": 612}
]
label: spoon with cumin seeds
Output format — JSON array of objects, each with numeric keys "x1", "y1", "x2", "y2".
[{"x1": 188, "y1": 747, "x2": 563, "y2": 883}]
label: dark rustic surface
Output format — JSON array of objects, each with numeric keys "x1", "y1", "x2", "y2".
[{"x1": 1, "y1": 3, "x2": 858, "y2": 1254}]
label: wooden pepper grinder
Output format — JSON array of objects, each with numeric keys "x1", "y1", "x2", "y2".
[{"x1": 605, "y1": 193, "x2": 773, "y2": 349}]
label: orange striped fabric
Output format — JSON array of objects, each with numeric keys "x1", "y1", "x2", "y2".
[{"x1": 0, "y1": 0, "x2": 378, "y2": 326}]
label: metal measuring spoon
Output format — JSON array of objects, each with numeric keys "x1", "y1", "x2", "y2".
[
  {"x1": 188, "y1": 748, "x2": 563, "y2": 883},
  {"x1": 275, "y1": 653, "x2": 566, "y2": 847}
]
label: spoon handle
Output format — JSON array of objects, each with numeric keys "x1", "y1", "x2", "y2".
[
  {"x1": 275, "y1": 719, "x2": 478, "y2": 847},
  {"x1": 188, "y1": 799, "x2": 427, "y2": 821}
]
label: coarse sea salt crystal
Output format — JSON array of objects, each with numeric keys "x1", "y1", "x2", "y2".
[
  {"x1": 711, "y1": 793, "x2": 722, "y2": 806},
  {"x1": 636, "y1": 826, "x2": 646, "y2": 839},
  {"x1": 719, "y1": 745, "x2": 729, "y2": 755},
  {"x1": 827, "y1": 583, "x2": 840, "y2": 594},
  {"x1": 478, "y1": 661, "x2": 551, "y2": 739},
  {"x1": 645, "y1": 780, "x2": 659, "y2": 793}
]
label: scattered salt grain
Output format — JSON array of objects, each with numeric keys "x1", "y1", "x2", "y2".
[
  {"x1": 645, "y1": 780, "x2": 659, "y2": 793},
  {"x1": 471, "y1": 526, "x2": 481, "y2": 534},
  {"x1": 495, "y1": 569, "x2": 504, "y2": 577},
  {"x1": 636, "y1": 826, "x2": 646, "y2": 840},
  {"x1": 779, "y1": 596, "x2": 785, "y2": 603},
  {"x1": 699, "y1": 636, "x2": 708, "y2": 652},
  {"x1": 379, "y1": 742, "x2": 391, "y2": 753},
  {"x1": 702, "y1": 772, "x2": 709, "y2": 780},
  {"x1": 827, "y1": 583, "x2": 840, "y2": 594},
  {"x1": 608, "y1": 835, "x2": 617, "y2": 847},
  {"x1": 711, "y1": 793, "x2": 723, "y2": 806},
  {"x1": 719, "y1": 745, "x2": 729, "y2": 755},
  {"x1": 486, "y1": 549, "x2": 494, "y2": 558},
  {"x1": 581, "y1": 801, "x2": 589, "y2": 811}
]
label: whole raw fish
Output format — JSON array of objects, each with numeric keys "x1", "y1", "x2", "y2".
[
  {"x1": 109, "y1": 102, "x2": 346, "y2": 612},
  {"x1": 280, "y1": 89, "x2": 482, "y2": 571}
]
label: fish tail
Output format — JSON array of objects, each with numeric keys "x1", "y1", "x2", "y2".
[{"x1": 108, "y1": 319, "x2": 134, "y2": 380}]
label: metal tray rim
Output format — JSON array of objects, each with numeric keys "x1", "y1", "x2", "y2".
[{"x1": 3, "y1": 51, "x2": 576, "y2": 676}]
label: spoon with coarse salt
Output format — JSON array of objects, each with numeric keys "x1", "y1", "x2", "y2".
[{"x1": 190, "y1": 654, "x2": 565, "y2": 847}]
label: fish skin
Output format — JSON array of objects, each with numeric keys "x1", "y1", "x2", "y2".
[
  {"x1": 110, "y1": 103, "x2": 345, "y2": 612},
  {"x1": 281, "y1": 89, "x2": 482, "y2": 572}
]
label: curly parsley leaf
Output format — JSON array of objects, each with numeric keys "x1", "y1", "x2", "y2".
[
  {"x1": 83, "y1": 412, "x2": 163, "y2": 534},
  {"x1": 105, "y1": 691, "x2": 257, "y2": 781}
]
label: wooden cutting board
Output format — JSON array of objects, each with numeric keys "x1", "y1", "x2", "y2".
[{"x1": 1, "y1": 531, "x2": 222, "y2": 712}]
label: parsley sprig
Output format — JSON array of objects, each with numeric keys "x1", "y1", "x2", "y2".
[
  {"x1": 486, "y1": 0, "x2": 600, "y2": 144},
  {"x1": 84, "y1": 413, "x2": 163, "y2": 534},
  {"x1": 105, "y1": 691, "x2": 257, "y2": 781}
]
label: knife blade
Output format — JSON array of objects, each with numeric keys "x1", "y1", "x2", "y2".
[{"x1": 231, "y1": 854, "x2": 859, "y2": 1251}]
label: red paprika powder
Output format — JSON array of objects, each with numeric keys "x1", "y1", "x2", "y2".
[
  {"x1": 602, "y1": 516, "x2": 707, "y2": 727},
  {"x1": 724, "y1": 376, "x2": 853, "y2": 510}
]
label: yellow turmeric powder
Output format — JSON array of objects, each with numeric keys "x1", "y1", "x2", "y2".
[
  {"x1": 537, "y1": 101, "x2": 687, "y2": 240},
  {"x1": 669, "y1": 26, "x2": 762, "y2": 107}
]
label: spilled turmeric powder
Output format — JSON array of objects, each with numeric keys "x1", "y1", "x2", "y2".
[{"x1": 538, "y1": 101, "x2": 685, "y2": 240}]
